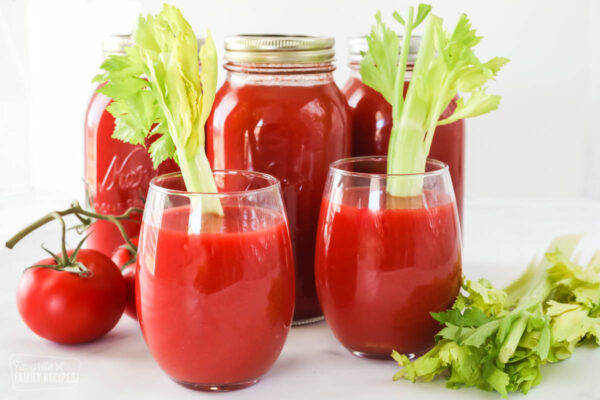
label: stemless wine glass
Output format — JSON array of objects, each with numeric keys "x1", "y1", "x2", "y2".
[
  {"x1": 137, "y1": 171, "x2": 295, "y2": 391},
  {"x1": 315, "y1": 156, "x2": 462, "y2": 359}
]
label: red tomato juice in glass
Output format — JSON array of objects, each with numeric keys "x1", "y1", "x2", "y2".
[
  {"x1": 137, "y1": 205, "x2": 295, "y2": 385},
  {"x1": 315, "y1": 187, "x2": 462, "y2": 357}
]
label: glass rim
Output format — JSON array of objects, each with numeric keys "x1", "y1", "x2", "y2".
[
  {"x1": 149, "y1": 170, "x2": 281, "y2": 198},
  {"x1": 329, "y1": 156, "x2": 449, "y2": 179}
]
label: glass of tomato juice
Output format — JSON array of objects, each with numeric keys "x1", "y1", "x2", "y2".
[
  {"x1": 137, "y1": 171, "x2": 295, "y2": 391},
  {"x1": 315, "y1": 156, "x2": 462, "y2": 359}
]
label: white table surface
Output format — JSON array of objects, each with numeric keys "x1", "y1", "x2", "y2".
[{"x1": 1, "y1": 191, "x2": 599, "y2": 400}]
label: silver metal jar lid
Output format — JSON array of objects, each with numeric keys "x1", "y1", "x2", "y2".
[
  {"x1": 102, "y1": 34, "x2": 133, "y2": 57},
  {"x1": 348, "y1": 35, "x2": 421, "y2": 64},
  {"x1": 224, "y1": 35, "x2": 335, "y2": 64},
  {"x1": 101, "y1": 34, "x2": 206, "y2": 57}
]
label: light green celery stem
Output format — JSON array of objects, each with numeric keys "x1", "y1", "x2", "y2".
[
  {"x1": 386, "y1": 121, "x2": 427, "y2": 197},
  {"x1": 391, "y1": 6, "x2": 414, "y2": 120},
  {"x1": 504, "y1": 260, "x2": 545, "y2": 306},
  {"x1": 498, "y1": 314, "x2": 528, "y2": 363},
  {"x1": 176, "y1": 147, "x2": 223, "y2": 215},
  {"x1": 519, "y1": 277, "x2": 552, "y2": 309},
  {"x1": 423, "y1": 78, "x2": 451, "y2": 154}
]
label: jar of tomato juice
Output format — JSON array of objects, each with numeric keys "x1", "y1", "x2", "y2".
[
  {"x1": 84, "y1": 34, "x2": 178, "y2": 257},
  {"x1": 343, "y1": 36, "x2": 465, "y2": 222},
  {"x1": 206, "y1": 35, "x2": 351, "y2": 323}
]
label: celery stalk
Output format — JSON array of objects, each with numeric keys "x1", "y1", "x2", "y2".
[
  {"x1": 361, "y1": 4, "x2": 508, "y2": 198},
  {"x1": 94, "y1": 4, "x2": 222, "y2": 215}
]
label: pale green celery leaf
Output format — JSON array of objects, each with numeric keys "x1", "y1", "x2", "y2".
[
  {"x1": 437, "y1": 323, "x2": 462, "y2": 341},
  {"x1": 133, "y1": 13, "x2": 160, "y2": 52},
  {"x1": 199, "y1": 31, "x2": 218, "y2": 133},
  {"x1": 482, "y1": 360, "x2": 509, "y2": 398},
  {"x1": 551, "y1": 342, "x2": 576, "y2": 361},
  {"x1": 503, "y1": 234, "x2": 583, "y2": 305},
  {"x1": 360, "y1": 11, "x2": 400, "y2": 105},
  {"x1": 527, "y1": 304, "x2": 550, "y2": 331},
  {"x1": 392, "y1": 346, "x2": 445, "y2": 382},
  {"x1": 588, "y1": 251, "x2": 600, "y2": 272},
  {"x1": 519, "y1": 330, "x2": 540, "y2": 350},
  {"x1": 504, "y1": 258, "x2": 547, "y2": 307},
  {"x1": 449, "y1": 14, "x2": 482, "y2": 51},
  {"x1": 164, "y1": 44, "x2": 195, "y2": 149},
  {"x1": 392, "y1": 11, "x2": 405, "y2": 26},
  {"x1": 551, "y1": 306, "x2": 593, "y2": 343},
  {"x1": 438, "y1": 90, "x2": 501, "y2": 125},
  {"x1": 461, "y1": 319, "x2": 500, "y2": 347},
  {"x1": 453, "y1": 57, "x2": 509, "y2": 92},
  {"x1": 111, "y1": 116, "x2": 146, "y2": 146},
  {"x1": 457, "y1": 278, "x2": 507, "y2": 317},
  {"x1": 444, "y1": 345, "x2": 487, "y2": 389},
  {"x1": 546, "y1": 250, "x2": 600, "y2": 307},
  {"x1": 413, "y1": 4, "x2": 433, "y2": 28},
  {"x1": 505, "y1": 356, "x2": 543, "y2": 394},
  {"x1": 589, "y1": 319, "x2": 600, "y2": 343},
  {"x1": 546, "y1": 300, "x2": 580, "y2": 316},
  {"x1": 432, "y1": 307, "x2": 491, "y2": 327},
  {"x1": 546, "y1": 234, "x2": 584, "y2": 258},
  {"x1": 148, "y1": 134, "x2": 175, "y2": 168},
  {"x1": 97, "y1": 76, "x2": 148, "y2": 99}
]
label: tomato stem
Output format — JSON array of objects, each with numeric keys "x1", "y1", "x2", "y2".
[
  {"x1": 5, "y1": 201, "x2": 142, "y2": 254},
  {"x1": 51, "y1": 211, "x2": 69, "y2": 263}
]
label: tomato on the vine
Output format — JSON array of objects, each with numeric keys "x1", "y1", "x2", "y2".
[
  {"x1": 17, "y1": 249, "x2": 126, "y2": 344},
  {"x1": 112, "y1": 237, "x2": 139, "y2": 320}
]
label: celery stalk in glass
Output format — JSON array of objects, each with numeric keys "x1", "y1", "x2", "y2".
[
  {"x1": 94, "y1": 4, "x2": 222, "y2": 214},
  {"x1": 360, "y1": 4, "x2": 508, "y2": 197}
]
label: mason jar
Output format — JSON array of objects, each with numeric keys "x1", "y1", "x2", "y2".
[{"x1": 206, "y1": 35, "x2": 352, "y2": 323}]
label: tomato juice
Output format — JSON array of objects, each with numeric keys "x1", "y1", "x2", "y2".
[
  {"x1": 137, "y1": 205, "x2": 295, "y2": 386},
  {"x1": 315, "y1": 187, "x2": 462, "y2": 357}
]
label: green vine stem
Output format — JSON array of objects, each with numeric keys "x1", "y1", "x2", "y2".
[
  {"x1": 33, "y1": 212, "x2": 91, "y2": 277},
  {"x1": 5, "y1": 201, "x2": 142, "y2": 256}
]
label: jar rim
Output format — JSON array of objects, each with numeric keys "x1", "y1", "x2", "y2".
[
  {"x1": 329, "y1": 156, "x2": 449, "y2": 179},
  {"x1": 149, "y1": 170, "x2": 281, "y2": 198},
  {"x1": 348, "y1": 35, "x2": 421, "y2": 64}
]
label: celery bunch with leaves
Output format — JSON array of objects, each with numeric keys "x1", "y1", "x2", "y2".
[
  {"x1": 393, "y1": 235, "x2": 600, "y2": 397},
  {"x1": 94, "y1": 4, "x2": 221, "y2": 214},
  {"x1": 361, "y1": 4, "x2": 508, "y2": 196}
]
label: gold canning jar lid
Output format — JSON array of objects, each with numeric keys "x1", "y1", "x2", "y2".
[
  {"x1": 348, "y1": 35, "x2": 421, "y2": 64},
  {"x1": 224, "y1": 35, "x2": 336, "y2": 64}
]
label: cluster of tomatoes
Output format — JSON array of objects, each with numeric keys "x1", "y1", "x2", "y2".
[{"x1": 15, "y1": 235, "x2": 140, "y2": 345}]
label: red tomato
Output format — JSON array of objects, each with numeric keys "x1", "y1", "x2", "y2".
[
  {"x1": 111, "y1": 237, "x2": 139, "y2": 320},
  {"x1": 17, "y1": 249, "x2": 126, "y2": 344}
]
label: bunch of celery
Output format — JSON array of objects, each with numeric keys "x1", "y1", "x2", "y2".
[
  {"x1": 94, "y1": 4, "x2": 221, "y2": 214},
  {"x1": 394, "y1": 235, "x2": 600, "y2": 397},
  {"x1": 361, "y1": 4, "x2": 507, "y2": 196}
]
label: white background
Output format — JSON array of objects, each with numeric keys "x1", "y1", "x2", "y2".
[{"x1": 0, "y1": 0, "x2": 599, "y2": 201}]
